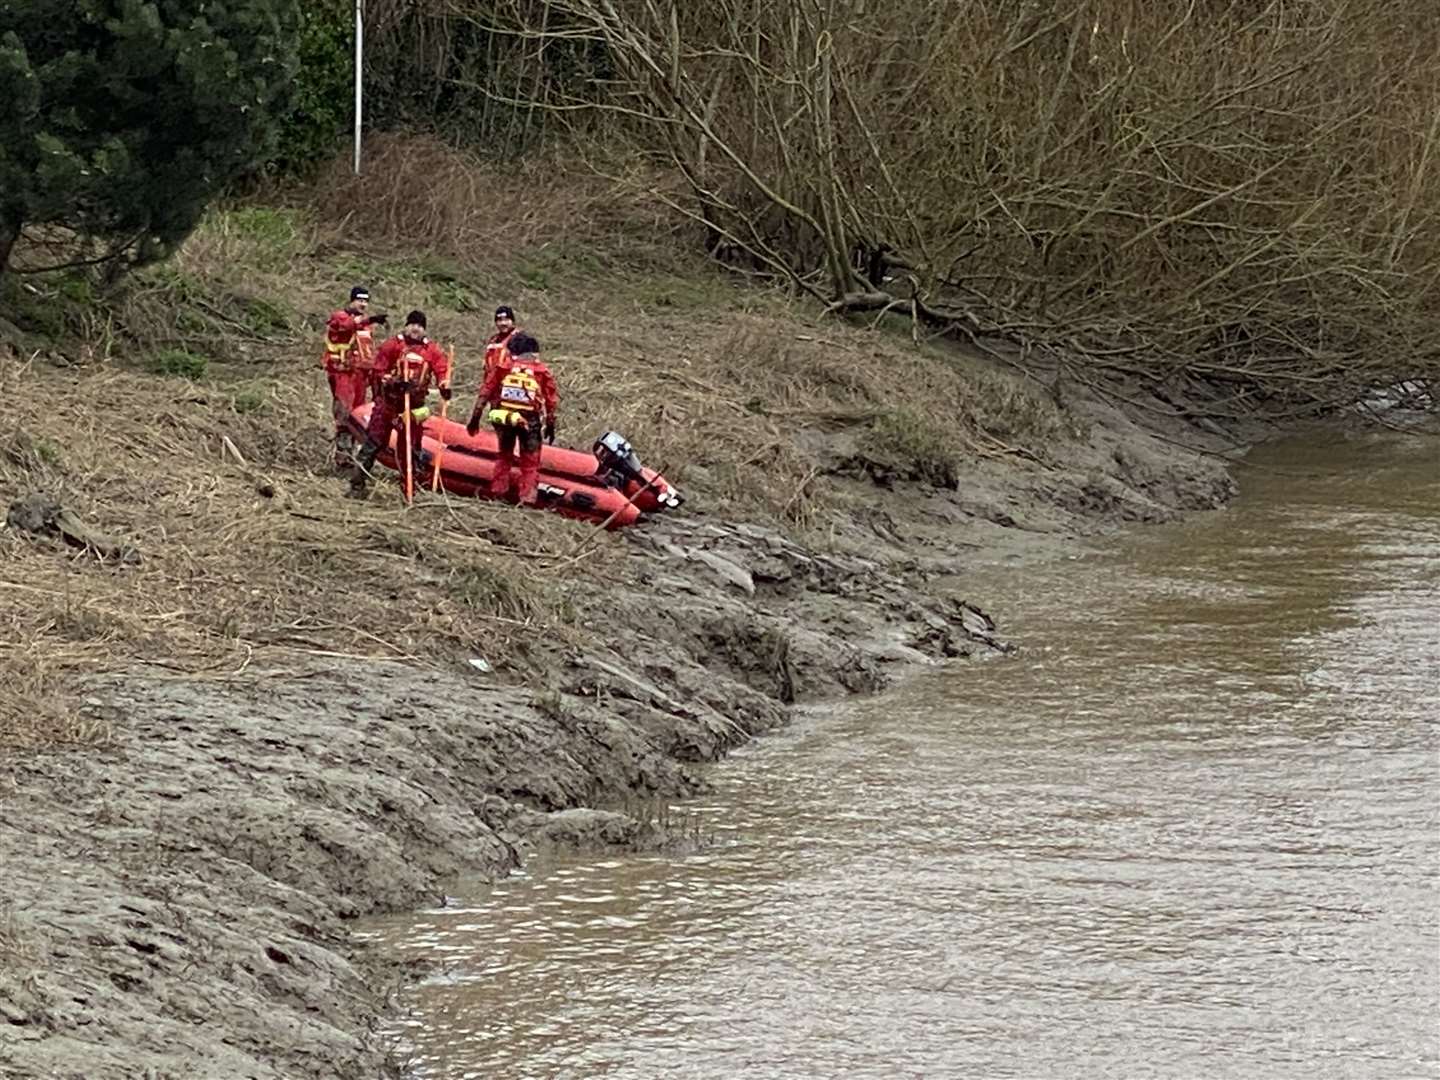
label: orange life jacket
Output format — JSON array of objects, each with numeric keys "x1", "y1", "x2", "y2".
[
  {"x1": 483, "y1": 330, "x2": 515, "y2": 380},
  {"x1": 323, "y1": 322, "x2": 374, "y2": 372},
  {"x1": 398, "y1": 349, "x2": 430, "y2": 384}
]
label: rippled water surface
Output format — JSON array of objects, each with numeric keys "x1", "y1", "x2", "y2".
[{"x1": 364, "y1": 430, "x2": 1440, "y2": 1079}]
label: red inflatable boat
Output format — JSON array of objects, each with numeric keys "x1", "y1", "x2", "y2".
[{"x1": 345, "y1": 404, "x2": 683, "y2": 528}]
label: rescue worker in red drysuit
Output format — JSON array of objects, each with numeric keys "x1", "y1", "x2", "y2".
[
  {"x1": 466, "y1": 331, "x2": 558, "y2": 506},
  {"x1": 483, "y1": 305, "x2": 519, "y2": 384},
  {"x1": 350, "y1": 310, "x2": 452, "y2": 498},
  {"x1": 322, "y1": 285, "x2": 387, "y2": 468}
]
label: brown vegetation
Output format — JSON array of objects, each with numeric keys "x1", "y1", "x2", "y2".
[
  {"x1": 412, "y1": 0, "x2": 1439, "y2": 416},
  {"x1": 308, "y1": 134, "x2": 679, "y2": 264},
  {"x1": 1, "y1": 158, "x2": 1069, "y2": 749},
  {"x1": 0, "y1": 357, "x2": 584, "y2": 750}
]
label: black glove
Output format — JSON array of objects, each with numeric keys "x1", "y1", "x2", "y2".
[
  {"x1": 543, "y1": 421, "x2": 556, "y2": 445},
  {"x1": 440, "y1": 386, "x2": 453, "y2": 401},
  {"x1": 466, "y1": 414, "x2": 481, "y2": 437},
  {"x1": 367, "y1": 312, "x2": 388, "y2": 326}
]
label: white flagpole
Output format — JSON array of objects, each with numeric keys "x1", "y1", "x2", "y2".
[{"x1": 353, "y1": 0, "x2": 363, "y2": 175}]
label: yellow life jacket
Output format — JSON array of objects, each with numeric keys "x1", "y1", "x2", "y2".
[
  {"x1": 323, "y1": 337, "x2": 353, "y2": 369},
  {"x1": 322, "y1": 324, "x2": 373, "y2": 371},
  {"x1": 487, "y1": 366, "x2": 542, "y2": 427}
]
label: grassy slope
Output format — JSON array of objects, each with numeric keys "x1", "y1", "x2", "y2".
[{"x1": 0, "y1": 163, "x2": 1079, "y2": 750}]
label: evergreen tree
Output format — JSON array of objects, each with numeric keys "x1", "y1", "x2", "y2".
[{"x1": 0, "y1": 0, "x2": 301, "y2": 280}]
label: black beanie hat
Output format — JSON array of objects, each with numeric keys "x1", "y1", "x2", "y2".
[
  {"x1": 507, "y1": 331, "x2": 539, "y2": 355},
  {"x1": 349, "y1": 285, "x2": 370, "y2": 301},
  {"x1": 494, "y1": 305, "x2": 515, "y2": 320},
  {"x1": 405, "y1": 309, "x2": 427, "y2": 329}
]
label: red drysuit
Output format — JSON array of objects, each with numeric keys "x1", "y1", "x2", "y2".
[{"x1": 478, "y1": 353, "x2": 558, "y2": 505}]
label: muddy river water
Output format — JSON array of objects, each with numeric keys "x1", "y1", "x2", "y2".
[{"x1": 364, "y1": 430, "x2": 1440, "y2": 1079}]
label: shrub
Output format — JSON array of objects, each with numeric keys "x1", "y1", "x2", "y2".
[
  {"x1": 863, "y1": 409, "x2": 963, "y2": 488},
  {"x1": 150, "y1": 350, "x2": 209, "y2": 380},
  {"x1": 0, "y1": 1, "x2": 302, "y2": 281}
]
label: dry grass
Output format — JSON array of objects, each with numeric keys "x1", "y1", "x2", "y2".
[
  {"x1": 296, "y1": 139, "x2": 1071, "y2": 524},
  {"x1": 1, "y1": 148, "x2": 1077, "y2": 749},
  {"x1": 308, "y1": 133, "x2": 682, "y2": 273},
  {"x1": 0, "y1": 347, "x2": 621, "y2": 750},
  {"x1": 557, "y1": 313, "x2": 1071, "y2": 525}
]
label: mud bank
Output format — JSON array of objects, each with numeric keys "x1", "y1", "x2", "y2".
[{"x1": 0, "y1": 388, "x2": 1236, "y2": 1079}]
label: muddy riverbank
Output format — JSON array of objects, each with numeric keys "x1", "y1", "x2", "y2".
[{"x1": 0, "y1": 384, "x2": 1240, "y2": 1079}]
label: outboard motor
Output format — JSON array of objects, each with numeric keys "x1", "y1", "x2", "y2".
[
  {"x1": 593, "y1": 430, "x2": 683, "y2": 510},
  {"x1": 593, "y1": 431, "x2": 643, "y2": 484}
]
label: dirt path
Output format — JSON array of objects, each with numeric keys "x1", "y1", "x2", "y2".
[{"x1": 0, "y1": 388, "x2": 1238, "y2": 1078}]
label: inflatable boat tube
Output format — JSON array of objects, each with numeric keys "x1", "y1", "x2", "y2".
[
  {"x1": 344, "y1": 405, "x2": 677, "y2": 529},
  {"x1": 420, "y1": 413, "x2": 682, "y2": 513}
]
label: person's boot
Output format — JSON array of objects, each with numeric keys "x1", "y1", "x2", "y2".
[
  {"x1": 348, "y1": 439, "x2": 380, "y2": 499},
  {"x1": 332, "y1": 429, "x2": 355, "y2": 471},
  {"x1": 409, "y1": 446, "x2": 434, "y2": 491},
  {"x1": 516, "y1": 446, "x2": 544, "y2": 506},
  {"x1": 517, "y1": 459, "x2": 541, "y2": 507},
  {"x1": 490, "y1": 457, "x2": 513, "y2": 501}
]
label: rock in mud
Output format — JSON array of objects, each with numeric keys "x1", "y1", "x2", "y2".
[
  {"x1": 952, "y1": 600, "x2": 1014, "y2": 653},
  {"x1": 529, "y1": 809, "x2": 654, "y2": 851},
  {"x1": 6, "y1": 492, "x2": 139, "y2": 562}
]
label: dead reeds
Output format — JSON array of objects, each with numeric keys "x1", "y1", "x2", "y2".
[
  {"x1": 308, "y1": 133, "x2": 678, "y2": 271},
  {"x1": 1, "y1": 162, "x2": 1074, "y2": 751},
  {"x1": 0, "y1": 346, "x2": 602, "y2": 750}
]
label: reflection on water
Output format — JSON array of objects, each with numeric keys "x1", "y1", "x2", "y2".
[{"x1": 363, "y1": 430, "x2": 1440, "y2": 1079}]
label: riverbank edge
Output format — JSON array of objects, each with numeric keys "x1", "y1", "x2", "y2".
[{"x1": 0, "y1": 382, "x2": 1245, "y2": 1079}]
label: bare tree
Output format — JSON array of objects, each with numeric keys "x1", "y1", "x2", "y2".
[{"x1": 433, "y1": 0, "x2": 1439, "y2": 417}]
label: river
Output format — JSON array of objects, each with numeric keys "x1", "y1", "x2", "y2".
[{"x1": 362, "y1": 428, "x2": 1440, "y2": 1079}]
